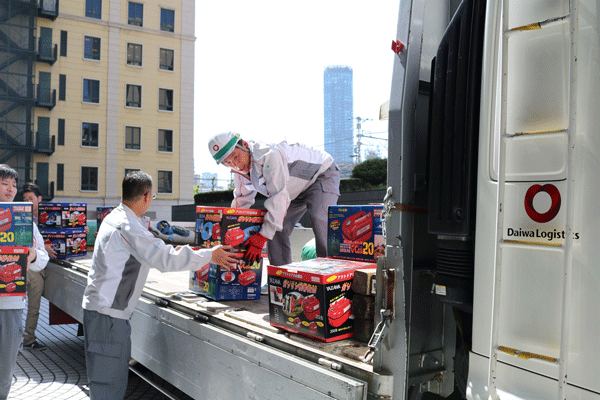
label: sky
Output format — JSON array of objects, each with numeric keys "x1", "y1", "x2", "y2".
[{"x1": 194, "y1": 1, "x2": 400, "y2": 185}]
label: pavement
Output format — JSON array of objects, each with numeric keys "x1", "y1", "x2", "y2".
[{"x1": 8, "y1": 297, "x2": 192, "y2": 400}]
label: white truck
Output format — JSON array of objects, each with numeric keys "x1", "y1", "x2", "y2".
[{"x1": 43, "y1": 0, "x2": 600, "y2": 399}]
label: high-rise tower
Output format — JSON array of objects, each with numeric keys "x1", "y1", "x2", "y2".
[{"x1": 323, "y1": 66, "x2": 353, "y2": 165}]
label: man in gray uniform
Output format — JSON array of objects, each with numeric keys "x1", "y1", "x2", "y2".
[
  {"x1": 208, "y1": 132, "x2": 340, "y2": 266},
  {"x1": 82, "y1": 171, "x2": 236, "y2": 400}
]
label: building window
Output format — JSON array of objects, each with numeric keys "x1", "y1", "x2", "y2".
[
  {"x1": 126, "y1": 43, "x2": 142, "y2": 66},
  {"x1": 160, "y1": 8, "x2": 174, "y2": 32},
  {"x1": 60, "y1": 30, "x2": 67, "y2": 57},
  {"x1": 158, "y1": 88, "x2": 173, "y2": 111},
  {"x1": 157, "y1": 170, "x2": 172, "y2": 194},
  {"x1": 59, "y1": 74, "x2": 66, "y2": 101},
  {"x1": 124, "y1": 168, "x2": 140, "y2": 177},
  {"x1": 81, "y1": 166, "x2": 98, "y2": 191},
  {"x1": 125, "y1": 126, "x2": 141, "y2": 150},
  {"x1": 128, "y1": 2, "x2": 143, "y2": 26},
  {"x1": 159, "y1": 48, "x2": 173, "y2": 71},
  {"x1": 85, "y1": 0, "x2": 102, "y2": 19},
  {"x1": 126, "y1": 84, "x2": 141, "y2": 108},
  {"x1": 84, "y1": 36, "x2": 101, "y2": 60},
  {"x1": 82, "y1": 78, "x2": 100, "y2": 103},
  {"x1": 57, "y1": 119, "x2": 65, "y2": 146},
  {"x1": 57, "y1": 164, "x2": 64, "y2": 191},
  {"x1": 82, "y1": 122, "x2": 99, "y2": 147},
  {"x1": 158, "y1": 129, "x2": 173, "y2": 152}
]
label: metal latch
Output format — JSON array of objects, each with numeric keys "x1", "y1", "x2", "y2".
[{"x1": 362, "y1": 309, "x2": 392, "y2": 363}]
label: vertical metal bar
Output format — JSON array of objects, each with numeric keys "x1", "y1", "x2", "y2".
[
  {"x1": 558, "y1": 1, "x2": 577, "y2": 398},
  {"x1": 488, "y1": 0, "x2": 510, "y2": 396}
]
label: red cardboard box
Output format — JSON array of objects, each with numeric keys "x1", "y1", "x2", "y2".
[
  {"x1": 268, "y1": 258, "x2": 376, "y2": 342},
  {"x1": 38, "y1": 203, "x2": 87, "y2": 228},
  {"x1": 189, "y1": 252, "x2": 263, "y2": 300},
  {"x1": 0, "y1": 247, "x2": 28, "y2": 297},
  {"x1": 39, "y1": 228, "x2": 87, "y2": 258},
  {"x1": 327, "y1": 205, "x2": 384, "y2": 262},
  {"x1": 195, "y1": 206, "x2": 266, "y2": 253}
]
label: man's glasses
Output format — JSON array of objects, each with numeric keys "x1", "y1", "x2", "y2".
[{"x1": 145, "y1": 192, "x2": 156, "y2": 199}]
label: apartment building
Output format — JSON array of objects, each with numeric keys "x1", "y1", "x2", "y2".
[{"x1": 1, "y1": 0, "x2": 195, "y2": 220}]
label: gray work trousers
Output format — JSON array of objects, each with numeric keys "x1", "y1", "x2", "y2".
[
  {"x1": 0, "y1": 309, "x2": 23, "y2": 400},
  {"x1": 83, "y1": 309, "x2": 131, "y2": 400},
  {"x1": 24, "y1": 269, "x2": 45, "y2": 346},
  {"x1": 267, "y1": 165, "x2": 340, "y2": 266}
]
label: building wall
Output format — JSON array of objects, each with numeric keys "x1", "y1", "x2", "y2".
[{"x1": 32, "y1": 0, "x2": 195, "y2": 220}]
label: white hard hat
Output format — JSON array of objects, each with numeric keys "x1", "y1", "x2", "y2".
[{"x1": 208, "y1": 132, "x2": 241, "y2": 164}]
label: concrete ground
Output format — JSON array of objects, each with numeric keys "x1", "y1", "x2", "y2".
[{"x1": 8, "y1": 297, "x2": 192, "y2": 400}]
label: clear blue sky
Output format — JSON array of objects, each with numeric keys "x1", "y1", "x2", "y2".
[{"x1": 194, "y1": 0, "x2": 400, "y2": 184}]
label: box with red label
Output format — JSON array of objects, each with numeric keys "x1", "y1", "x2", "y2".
[
  {"x1": 195, "y1": 206, "x2": 267, "y2": 254},
  {"x1": 268, "y1": 257, "x2": 376, "y2": 342},
  {"x1": 0, "y1": 247, "x2": 28, "y2": 296},
  {"x1": 38, "y1": 203, "x2": 87, "y2": 228},
  {"x1": 96, "y1": 206, "x2": 115, "y2": 229},
  {"x1": 327, "y1": 205, "x2": 384, "y2": 262},
  {"x1": 39, "y1": 227, "x2": 87, "y2": 258},
  {"x1": 189, "y1": 252, "x2": 263, "y2": 300},
  {"x1": 0, "y1": 203, "x2": 33, "y2": 247}
]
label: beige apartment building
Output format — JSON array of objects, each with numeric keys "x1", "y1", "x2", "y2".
[{"x1": 1, "y1": 0, "x2": 195, "y2": 220}]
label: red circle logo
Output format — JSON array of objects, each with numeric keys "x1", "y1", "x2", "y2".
[
  {"x1": 524, "y1": 184, "x2": 561, "y2": 223},
  {"x1": 213, "y1": 144, "x2": 219, "y2": 152}
]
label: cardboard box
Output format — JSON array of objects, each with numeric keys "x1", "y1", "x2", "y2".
[
  {"x1": 96, "y1": 206, "x2": 115, "y2": 229},
  {"x1": 268, "y1": 257, "x2": 376, "y2": 342},
  {"x1": 0, "y1": 203, "x2": 33, "y2": 247},
  {"x1": 39, "y1": 203, "x2": 87, "y2": 228},
  {"x1": 0, "y1": 247, "x2": 28, "y2": 296},
  {"x1": 39, "y1": 228, "x2": 87, "y2": 258},
  {"x1": 195, "y1": 206, "x2": 267, "y2": 254},
  {"x1": 189, "y1": 253, "x2": 263, "y2": 300},
  {"x1": 327, "y1": 205, "x2": 384, "y2": 262}
]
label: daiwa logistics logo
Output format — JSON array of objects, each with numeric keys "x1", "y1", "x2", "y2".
[
  {"x1": 506, "y1": 183, "x2": 565, "y2": 243},
  {"x1": 524, "y1": 184, "x2": 561, "y2": 223}
]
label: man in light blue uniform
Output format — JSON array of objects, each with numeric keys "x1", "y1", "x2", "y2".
[{"x1": 82, "y1": 171, "x2": 236, "y2": 399}]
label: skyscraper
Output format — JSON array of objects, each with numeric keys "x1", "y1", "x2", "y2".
[{"x1": 323, "y1": 66, "x2": 354, "y2": 165}]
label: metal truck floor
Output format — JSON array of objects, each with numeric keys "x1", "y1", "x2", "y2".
[{"x1": 9, "y1": 297, "x2": 192, "y2": 400}]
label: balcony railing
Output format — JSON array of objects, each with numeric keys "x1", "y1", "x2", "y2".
[
  {"x1": 35, "y1": 86, "x2": 56, "y2": 109},
  {"x1": 38, "y1": 0, "x2": 59, "y2": 20},
  {"x1": 35, "y1": 132, "x2": 55, "y2": 154},
  {"x1": 37, "y1": 40, "x2": 57, "y2": 65}
]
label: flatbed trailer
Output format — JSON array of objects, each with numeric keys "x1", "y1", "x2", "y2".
[{"x1": 43, "y1": 255, "x2": 391, "y2": 400}]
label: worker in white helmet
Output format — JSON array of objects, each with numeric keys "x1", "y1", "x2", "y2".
[{"x1": 208, "y1": 132, "x2": 340, "y2": 266}]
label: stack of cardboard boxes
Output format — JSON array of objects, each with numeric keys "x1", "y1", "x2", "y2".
[
  {"x1": 267, "y1": 204, "x2": 383, "y2": 343},
  {"x1": 39, "y1": 203, "x2": 87, "y2": 259},
  {"x1": 0, "y1": 203, "x2": 33, "y2": 297},
  {"x1": 190, "y1": 206, "x2": 267, "y2": 301}
]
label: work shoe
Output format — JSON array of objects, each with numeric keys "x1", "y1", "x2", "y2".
[{"x1": 23, "y1": 341, "x2": 46, "y2": 350}]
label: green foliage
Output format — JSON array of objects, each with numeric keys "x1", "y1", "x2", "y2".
[{"x1": 351, "y1": 158, "x2": 387, "y2": 186}]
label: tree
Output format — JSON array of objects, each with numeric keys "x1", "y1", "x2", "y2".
[{"x1": 351, "y1": 157, "x2": 387, "y2": 186}]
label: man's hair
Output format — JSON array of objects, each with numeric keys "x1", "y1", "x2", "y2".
[
  {"x1": 0, "y1": 164, "x2": 18, "y2": 184},
  {"x1": 122, "y1": 171, "x2": 152, "y2": 201},
  {"x1": 22, "y1": 182, "x2": 42, "y2": 198}
]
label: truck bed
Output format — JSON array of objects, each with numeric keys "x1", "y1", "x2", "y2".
[{"x1": 44, "y1": 254, "x2": 387, "y2": 400}]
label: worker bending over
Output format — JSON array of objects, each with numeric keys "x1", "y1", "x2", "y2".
[
  {"x1": 82, "y1": 171, "x2": 236, "y2": 400},
  {"x1": 208, "y1": 132, "x2": 340, "y2": 266}
]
